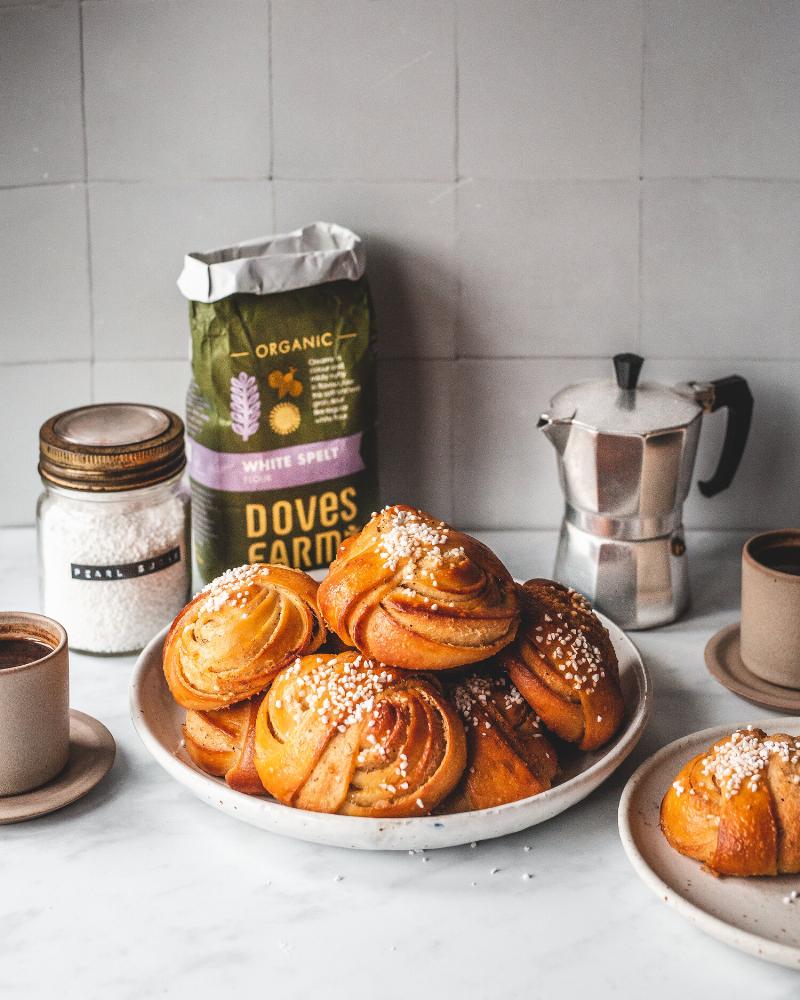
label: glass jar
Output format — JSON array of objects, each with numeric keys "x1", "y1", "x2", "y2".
[{"x1": 37, "y1": 404, "x2": 191, "y2": 654}]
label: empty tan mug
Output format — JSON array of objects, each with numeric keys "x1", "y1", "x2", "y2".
[
  {"x1": 0, "y1": 612, "x2": 70, "y2": 795},
  {"x1": 741, "y1": 530, "x2": 800, "y2": 689}
]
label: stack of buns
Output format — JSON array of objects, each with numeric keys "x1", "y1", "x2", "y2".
[{"x1": 163, "y1": 505, "x2": 625, "y2": 818}]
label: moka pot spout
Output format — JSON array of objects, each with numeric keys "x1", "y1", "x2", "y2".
[{"x1": 537, "y1": 412, "x2": 573, "y2": 456}]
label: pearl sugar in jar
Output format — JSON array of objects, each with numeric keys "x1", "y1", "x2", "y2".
[{"x1": 37, "y1": 404, "x2": 191, "y2": 654}]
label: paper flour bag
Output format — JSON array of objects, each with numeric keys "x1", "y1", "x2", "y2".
[{"x1": 178, "y1": 222, "x2": 379, "y2": 582}]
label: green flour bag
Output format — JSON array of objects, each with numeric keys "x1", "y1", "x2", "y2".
[{"x1": 177, "y1": 222, "x2": 379, "y2": 583}]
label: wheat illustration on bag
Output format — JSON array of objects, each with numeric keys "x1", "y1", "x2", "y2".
[{"x1": 230, "y1": 372, "x2": 261, "y2": 442}]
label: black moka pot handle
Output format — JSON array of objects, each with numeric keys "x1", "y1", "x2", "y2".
[{"x1": 697, "y1": 375, "x2": 754, "y2": 497}]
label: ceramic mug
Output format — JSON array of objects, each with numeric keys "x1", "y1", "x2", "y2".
[
  {"x1": 741, "y1": 530, "x2": 800, "y2": 688},
  {"x1": 0, "y1": 612, "x2": 70, "y2": 795}
]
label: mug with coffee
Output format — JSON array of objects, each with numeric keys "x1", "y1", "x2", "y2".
[
  {"x1": 740, "y1": 529, "x2": 800, "y2": 689},
  {"x1": 0, "y1": 612, "x2": 69, "y2": 796}
]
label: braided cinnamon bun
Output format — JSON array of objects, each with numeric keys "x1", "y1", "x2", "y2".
[
  {"x1": 661, "y1": 728, "x2": 800, "y2": 876},
  {"x1": 253, "y1": 651, "x2": 467, "y2": 816},
  {"x1": 164, "y1": 564, "x2": 325, "y2": 710},
  {"x1": 501, "y1": 579, "x2": 624, "y2": 751},
  {"x1": 317, "y1": 505, "x2": 520, "y2": 671},
  {"x1": 442, "y1": 669, "x2": 558, "y2": 813},
  {"x1": 184, "y1": 696, "x2": 265, "y2": 796}
]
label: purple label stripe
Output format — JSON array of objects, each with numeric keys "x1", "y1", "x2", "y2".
[{"x1": 187, "y1": 432, "x2": 365, "y2": 493}]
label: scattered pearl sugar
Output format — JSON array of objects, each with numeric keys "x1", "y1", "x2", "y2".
[
  {"x1": 375, "y1": 508, "x2": 449, "y2": 572},
  {"x1": 454, "y1": 674, "x2": 526, "y2": 724},
  {"x1": 39, "y1": 488, "x2": 189, "y2": 652},
  {"x1": 701, "y1": 729, "x2": 800, "y2": 798}
]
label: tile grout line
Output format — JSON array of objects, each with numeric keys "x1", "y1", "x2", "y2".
[
  {"x1": 451, "y1": 354, "x2": 800, "y2": 363},
  {"x1": 449, "y1": 0, "x2": 460, "y2": 520},
  {"x1": 78, "y1": 0, "x2": 96, "y2": 403},
  {"x1": 636, "y1": 0, "x2": 647, "y2": 355},
  {"x1": 0, "y1": 355, "x2": 796, "y2": 370},
  {"x1": 267, "y1": 0, "x2": 276, "y2": 222},
  {"x1": 3, "y1": 175, "x2": 800, "y2": 192},
  {"x1": 452, "y1": 0, "x2": 460, "y2": 189},
  {"x1": 0, "y1": 179, "x2": 86, "y2": 192},
  {"x1": 0, "y1": 0, "x2": 62, "y2": 9}
]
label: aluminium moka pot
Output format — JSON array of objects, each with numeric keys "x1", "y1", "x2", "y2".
[{"x1": 539, "y1": 354, "x2": 753, "y2": 630}]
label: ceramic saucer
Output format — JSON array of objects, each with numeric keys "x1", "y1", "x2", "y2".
[
  {"x1": 0, "y1": 710, "x2": 116, "y2": 825},
  {"x1": 619, "y1": 718, "x2": 800, "y2": 970},
  {"x1": 705, "y1": 623, "x2": 800, "y2": 713}
]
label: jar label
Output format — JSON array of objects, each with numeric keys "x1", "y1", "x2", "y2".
[{"x1": 70, "y1": 546, "x2": 181, "y2": 581}]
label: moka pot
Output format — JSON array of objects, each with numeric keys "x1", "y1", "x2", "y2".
[{"x1": 538, "y1": 354, "x2": 753, "y2": 630}]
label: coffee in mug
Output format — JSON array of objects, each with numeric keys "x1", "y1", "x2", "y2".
[
  {"x1": 0, "y1": 638, "x2": 54, "y2": 670},
  {"x1": 0, "y1": 612, "x2": 70, "y2": 795}
]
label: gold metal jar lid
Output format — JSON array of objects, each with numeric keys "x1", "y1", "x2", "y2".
[{"x1": 39, "y1": 403, "x2": 185, "y2": 492}]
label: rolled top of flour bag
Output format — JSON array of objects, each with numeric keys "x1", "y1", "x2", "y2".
[
  {"x1": 177, "y1": 222, "x2": 366, "y2": 302},
  {"x1": 177, "y1": 222, "x2": 379, "y2": 583}
]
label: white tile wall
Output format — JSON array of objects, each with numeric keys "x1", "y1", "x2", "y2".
[
  {"x1": 378, "y1": 360, "x2": 453, "y2": 519},
  {"x1": 457, "y1": 180, "x2": 639, "y2": 357},
  {"x1": 0, "y1": 3, "x2": 83, "y2": 186},
  {"x1": 0, "y1": 185, "x2": 91, "y2": 364},
  {"x1": 89, "y1": 180, "x2": 273, "y2": 360},
  {"x1": 643, "y1": 0, "x2": 800, "y2": 178},
  {"x1": 83, "y1": 0, "x2": 271, "y2": 180},
  {"x1": 642, "y1": 179, "x2": 800, "y2": 358},
  {"x1": 274, "y1": 181, "x2": 456, "y2": 358},
  {"x1": 1, "y1": 362, "x2": 92, "y2": 525},
  {"x1": 452, "y1": 358, "x2": 608, "y2": 529},
  {"x1": 1, "y1": 0, "x2": 800, "y2": 530},
  {"x1": 272, "y1": 0, "x2": 455, "y2": 180},
  {"x1": 93, "y1": 359, "x2": 188, "y2": 419},
  {"x1": 458, "y1": 0, "x2": 642, "y2": 180}
]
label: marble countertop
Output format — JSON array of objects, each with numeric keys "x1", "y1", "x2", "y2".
[{"x1": 1, "y1": 526, "x2": 797, "y2": 999}]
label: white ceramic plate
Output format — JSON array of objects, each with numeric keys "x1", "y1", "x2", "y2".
[
  {"x1": 618, "y1": 719, "x2": 800, "y2": 969},
  {"x1": 130, "y1": 613, "x2": 650, "y2": 851}
]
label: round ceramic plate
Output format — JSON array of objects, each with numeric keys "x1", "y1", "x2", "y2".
[
  {"x1": 0, "y1": 710, "x2": 115, "y2": 825},
  {"x1": 131, "y1": 614, "x2": 650, "y2": 851},
  {"x1": 618, "y1": 718, "x2": 800, "y2": 970},
  {"x1": 705, "y1": 623, "x2": 800, "y2": 713}
]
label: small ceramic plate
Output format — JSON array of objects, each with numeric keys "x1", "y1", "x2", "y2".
[
  {"x1": 0, "y1": 710, "x2": 115, "y2": 825},
  {"x1": 130, "y1": 614, "x2": 650, "y2": 851},
  {"x1": 705, "y1": 623, "x2": 800, "y2": 713},
  {"x1": 618, "y1": 719, "x2": 800, "y2": 970}
]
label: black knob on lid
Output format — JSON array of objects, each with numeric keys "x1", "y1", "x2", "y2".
[{"x1": 613, "y1": 353, "x2": 644, "y2": 390}]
